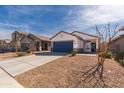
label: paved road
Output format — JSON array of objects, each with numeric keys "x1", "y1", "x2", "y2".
[{"x1": 0, "y1": 52, "x2": 66, "y2": 87}]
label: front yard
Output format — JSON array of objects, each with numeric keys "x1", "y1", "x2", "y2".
[
  {"x1": 15, "y1": 55, "x2": 124, "y2": 88},
  {"x1": 0, "y1": 52, "x2": 17, "y2": 61},
  {"x1": 0, "y1": 52, "x2": 33, "y2": 61}
]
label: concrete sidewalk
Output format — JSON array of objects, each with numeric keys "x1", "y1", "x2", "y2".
[
  {"x1": 0, "y1": 68, "x2": 23, "y2": 88},
  {"x1": 77, "y1": 53, "x2": 97, "y2": 56}
]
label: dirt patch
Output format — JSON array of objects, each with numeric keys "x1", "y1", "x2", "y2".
[
  {"x1": 15, "y1": 55, "x2": 124, "y2": 88},
  {"x1": 0, "y1": 52, "x2": 17, "y2": 61}
]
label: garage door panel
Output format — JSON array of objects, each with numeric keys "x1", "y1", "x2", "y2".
[{"x1": 53, "y1": 41, "x2": 73, "y2": 52}]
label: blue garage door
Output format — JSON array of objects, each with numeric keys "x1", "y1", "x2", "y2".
[{"x1": 53, "y1": 41, "x2": 73, "y2": 52}]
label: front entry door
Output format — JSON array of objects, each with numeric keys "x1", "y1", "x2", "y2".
[{"x1": 91, "y1": 43, "x2": 96, "y2": 53}]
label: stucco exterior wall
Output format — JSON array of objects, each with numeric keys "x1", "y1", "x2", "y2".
[
  {"x1": 51, "y1": 32, "x2": 77, "y2": 42},
  {"x1": 73, "y1": 32, "x2": 99, "y2": 51},
  {"x1": 83, "y1": 41, "x2": 91, "y2": 52},
  {"x1": 110, "y1": 37, "x2": 124, "y2": 52},
  {"x1": 76, "y1": 38, "x2": 83, "y2": 48},
  {"x1": 51, "y1": 32, "x2": 82, "y2": 49}
]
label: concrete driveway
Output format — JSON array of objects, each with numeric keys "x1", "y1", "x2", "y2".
[
  {"x1": 0, "y1": 52, "x2": 67, "y2": 87},
  {"x1": 0, "y1": 52, "x2": 66, "y2": 77},
  {"x1": 0, "y1": 68, "x2": 23, "y2": 88}
]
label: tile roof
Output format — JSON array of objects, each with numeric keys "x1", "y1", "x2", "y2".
[
  {"x1": 15, "y1": 31, "x2": 29, "y2": 35},
  {"x1": 32, "y1": 34, "x2": 50, "y2": 41},
  {"x1": 14, "y1": 31, "x2": 50, "y2": 41}
]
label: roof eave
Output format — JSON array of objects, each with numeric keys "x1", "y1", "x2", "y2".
[{"x1": 72, "y1": 31, "x2": 99, "y2": 38}]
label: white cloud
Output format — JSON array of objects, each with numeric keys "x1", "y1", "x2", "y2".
[
  {"x1": 0, "y1": 23, "x2": 19, "y2": 28},
  {"x1": 80, "y1": 6, "x2": 124, "y2": 25},
  {"x1": 1, "y1": 6, "x2": 124, "y2": 39},
  {"x1": 0, "y1": 28, "x2": 12, "y2": 39},
  {"x1": 62, "y1": 6, "x2": 124, "y2": 35},
  {"x1": 0, "y1": 23, "x2": 19, "y2": 39},
  {"x1": 0, "y1": 22, "x2": 33, "y2": 39}
]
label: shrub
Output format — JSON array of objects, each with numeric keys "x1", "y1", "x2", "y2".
[
  {"x1": 114, "y1": 52, "x2": 124, "y2": 61},
  {"x1": 118, "y1": 60, "x2": 124, "y2": 67},
  {"x1": 71, "y1": 50, "x2": 77, "y2": 56},
  {"x1": 16, "y1": 52, "x2": 26, "y2": 57},
  {"x1": 26, "y1": 49, "x2": 32, "y2": 54},
  {"x1": 98, "y1": 51, "x2": 112, "y2": 59}
]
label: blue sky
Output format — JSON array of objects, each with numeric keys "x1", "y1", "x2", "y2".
[{"x1": 0, "y1": 5, "x2": 124, "y2": 39}]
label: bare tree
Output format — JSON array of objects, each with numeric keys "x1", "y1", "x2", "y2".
[
  {"x1": 12, "y1": 40, "x2": 21, "y2": 55},
  {"x1": 16, "y1": 41, "x2": 21, "y2": 54},
  {"x1": 81, "y1": 23, "x2": 122, "y2": 87}
]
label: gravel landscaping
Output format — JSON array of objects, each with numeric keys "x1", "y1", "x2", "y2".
[{"x1": 15, "y1": 55, "x2": 124, "y2": 88}]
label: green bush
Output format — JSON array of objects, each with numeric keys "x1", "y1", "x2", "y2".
[
  {"x1": 16, "y1": 52, "x2": 26, "y2": 57},
  {"x1": 118, "y1": 60, "x2": 124, "y2": 67},
  {"x1": 98, "y1": 51, "x2": 112, "y2": 59},
  {"x1": 26, "y1": 49, "x2": 32, "y2": 54},
  {"x1": 71, "y1": 50, "x2": 77, "y2": 56},
  {"x1": 114, "y1": 52, "x2": 124, "y2": 61}
]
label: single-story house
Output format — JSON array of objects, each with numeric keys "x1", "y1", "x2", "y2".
[
  {"x1": 109, "y1": 34, "x2": 124, "y2": 52},
  {"x1": 50, "y1": 31, "x2": 100, "y2": 53},
  {"x1": 0, "y1": 39, "x2": 14, "y2": 53},
  {"x1": 12, "y1": 31, "x2": 51, "y2": 52}
]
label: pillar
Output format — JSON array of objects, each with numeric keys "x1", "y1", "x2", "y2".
[{"x1": 39, "y1": 41, "x2": 42, "y2": 51}]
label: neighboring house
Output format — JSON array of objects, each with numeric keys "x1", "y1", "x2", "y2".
[
  {"x1": 0, "y1": 40, "x2": 7, "y2": 53},
  {"x1": 12, "y1": 31, "x2": 51, "y2": 52},
  {"x1": 0, "y1": 39, "x2": 13, "y2": 53},
  {"x1": 0, "y1": 40, "x2": 6, "y2": 48},
  {"x1": 109, "y1": 34, "x2": 124, "y2": 52},
  {"x1": 50, "y1": 31, "x2": 100, "y2": 53}
]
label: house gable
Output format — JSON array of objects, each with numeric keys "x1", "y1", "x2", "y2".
[
  {"x1": 50, "y1": 31, "x2": 78, "y2": 42},
  {"x1": 72, "y1": 31, "x2": 98, "y2": 40},
  {"x1": 21, "y1": 36, "x2": 33, "y2": 44},
  {"x1": 12, "y1": 31, "x2": 28, "y2": 41}
]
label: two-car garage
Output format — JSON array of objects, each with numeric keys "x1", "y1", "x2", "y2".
[
  {"x1": 53, "y1": 41, "x2": 73, "y2": 52},
  {"x1": 50, "y1": 31, "x2": 81, "y2": 53}
]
